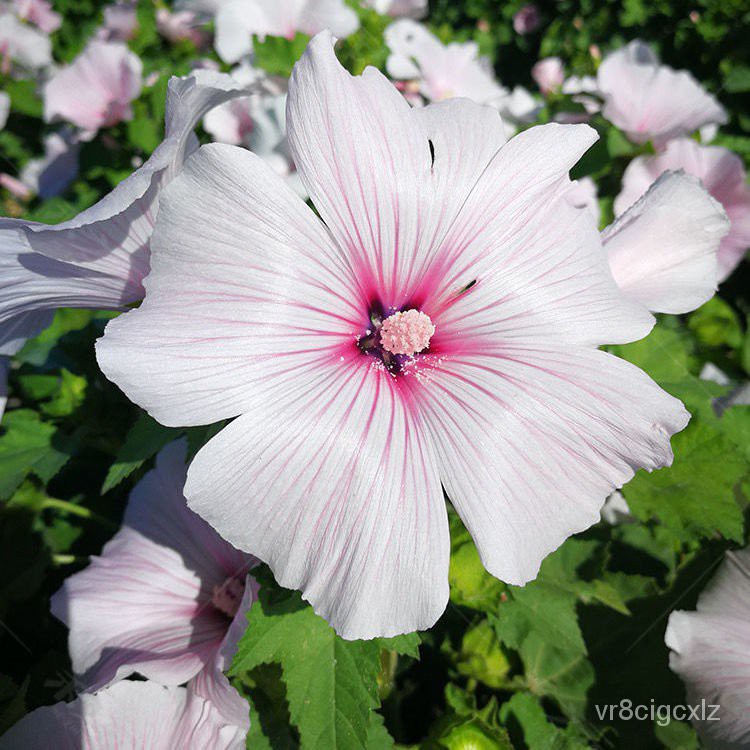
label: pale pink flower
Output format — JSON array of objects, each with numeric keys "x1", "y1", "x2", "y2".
[
  {"x1": 597, "y1": 40, "x2": 726, "y2": 148},
  {"x1": 43, "y1": 40, "x2": 143, "y2": 137},
  {"x1": 615, "y1": 138, "x2": 750, "y2": 282},
  {"x1": 532, "y1": 56, "x2": 564, "y2": 95},
  {"x1": 214, "y1": 0, "x2": 360, "y2": 64},
  {"x1": 157, "y1": 8, "x2": 208, "y2": 46},
  {"x1": 666, "y1": 547, "x2": 750, "y2": 748},
  {"x1": 51, "y1": 440, "x2": 257, "y2": 729},
  {"x1": 96, "y1": 33, "x2": 688, "y2": 640},
  {"x1": 0, "y1": 71, "x2": 249, "y2": 338},
  {"x1": 20, "y1": 129, "x2": 80, "y2": 198},
  {"x1": 0, "y1": 6, "x2": 52, "y2": 71},
  {"x1": 13, "y1": 0, "x2": 60, "y2": 32},
  {"x1": 385, "y1": 20, "x2": 538, "y2": 129},
  {"x1": 362, "y1": 0, "x2": 427, "y2": 18},
  {"x1": 99, "y1": 1, "x2": 139, "y2": 41},
  {"x1": 0, "y1": 681, "x2": 246, "y2": 749},
  {"x1": 512, "y1": 4, "x2": 540, "y2": 34}
]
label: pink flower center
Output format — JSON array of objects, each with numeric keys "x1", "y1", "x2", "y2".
[
  {"x1": 211, "y1": 576, "x2": 245, "y2": 618},
  {"x1": 379, "y1": 309, "x2": 435, "y2": 357}
]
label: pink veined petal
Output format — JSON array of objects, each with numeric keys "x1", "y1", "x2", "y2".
[
  {"x1": 597, "y1": 40, "x2": 726, "y2": 148},
  {"x1": 418, "y1": 124, "x2": 654, "y2": 350},
  {"x1": 189, "y1": 578, "x2": 257, "y2": 730},
  {"x1": 666, "y1": 548, "x2": 750, "y2": 748},
  {"x1": 603, "y1": 171, "x2": 728, "y2": 314},
  {"x1": 50, "y1": 525, "x2": 226, "y2": 691},
  {"x1": 288, "y1": 30, "x2": 434, "y2": 306},
  {"x1": 0, "y1": 72, "x2": 250, "y2": 329},
  {"x1": 414, "y1": 346, "x2": 688, "y2": 585},
  {"x1": 288, "y1": 31, "x2": 510, "y2": 308},
  {"x1": 0, "y1": 681, "x2": 246, "y2": 749},
  {"x1": 50, "y1": 440, "x2": 252, "y2": 692},
  {"x1": 615, "y1": 138, "x2": 750, "y2": 282},
  {"x1": 96, "y1": 143, "x2": 359, "y2": 427},
  {"x1": 185, "y1": 365, "x2": 450, "y2": 640}
]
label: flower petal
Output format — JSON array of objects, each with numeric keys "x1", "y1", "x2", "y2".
[
  {"x1": 597, "y1": 40, "x2": 726, "y2": 148},
  {"x1": 420, "y1": 126, "x2": 655, "y2": 350},
  {"x1": 0, "y1": 682, "x2": 246, "y2": 749},
  {"x1": 615, "y1": 138, "x2": 750, "y2": 283},
  {"x1": 416, "y1": 347, "x2": 688, "y2": 585},
  {"x1": 666, "y1": 548, "x2": 750, "y2": 747},
  {"x1": 185, "y1": 366, "x2": 450, "y2": 640},
  {"x1": 288, "y1": 31, "x2": 507, "y2": 305},
  {"x1": 0, "y1": 71, "x2": 252, "y2": 329},
  {"x1": 603, "y1": 171, "x2": 728, "y2": 314},
  {"x1": 97, "y1": 142, "x2": 359, "y2": 427},
  {"x1": 50, "y1": 441, "x2": 249, "y2": 692}
]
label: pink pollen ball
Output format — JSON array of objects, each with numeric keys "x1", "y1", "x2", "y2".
[{"x1": 379, "y1": 309, "x2": 435, "y2": 356}]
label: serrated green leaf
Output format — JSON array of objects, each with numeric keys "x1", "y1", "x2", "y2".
[
  {"x1": 624, "y1": 422, "x2": 745, "y2": 542},
  {"x1": 499, "y1": 692, "x2": 590, "y2": 750},
  {"x1": 0, "y1": 411, "x2": 68, "y2": 499},
  {"x1": 231, "y1": 581, "x2": 392, "y2": 749}
]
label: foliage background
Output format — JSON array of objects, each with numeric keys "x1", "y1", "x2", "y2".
[{"x1": 1, "y1": 0, "x2": 749, "y2": 748}]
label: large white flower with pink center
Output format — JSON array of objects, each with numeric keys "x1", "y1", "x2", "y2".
[
  {"x1": 0, "y1": 681, "x2": 246, "y2": 749},
  {"x1": 43, "y1": 40, "x2": 143, "y2": 138},
  {"x1": 615, "y1": 138, "x2": 750, "y2": 283},
  {"x1": 0, "y1": 71, "x2": 249, "y2": 343},
  {"x1": 96, "y1": 32, "x2": 690, "y2": 640},
  {"x1": 214, "y1": 0, "x2": 359, "y2": 64},
  {"x1": 597, "y1": 40, "x2": 726, "y2": 148},
  {"x1": 51, "y1": 440, "x2": 258, "y2": 730},
  {"x1": 666, "y1": 547, "x2": 750, "y2": 748}
]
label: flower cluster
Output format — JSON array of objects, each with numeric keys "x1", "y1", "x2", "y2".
[{"x1": 0, "y1": 0, "x2": 748, "y2": 745}]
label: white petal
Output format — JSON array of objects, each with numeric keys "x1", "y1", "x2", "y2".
[
  {"x1": 417, "y1": 348, "x2": 688, "y2": 584},
  {"x1": 0, "y1": 682, "x2": 246, "y2": 749},
  {"x1": 603, "y1": 171, "x2": 728, "y2": 313},
  {"x1": 185, "y1": 366, "x2": 450, "y2": 640},
  {"x1": 423, "y1": 124, "x2": 654, "y2": 348},
  {"x1": 97, "y1": 142, "x2": 358, "y2": 427},
  {"x1": 666, "y1": 548, "x2": 750, "y2": 748}
]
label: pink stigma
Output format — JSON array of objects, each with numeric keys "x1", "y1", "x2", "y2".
[
  {"x1": 211, "y1": 576, "x2": 244, "y2": 618},
  {"x1": 379, "y1": 309, "x2": 435, "y2": 356}
]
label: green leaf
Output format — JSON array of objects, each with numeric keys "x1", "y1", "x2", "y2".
[
  {"x1": 724, "y1": 64, "x2": 750, "y2": 92},
  {"x1": 0, "y1": 411, "x2": 68, "y2": 499},
  {"x1": 231, "y1": 574, "x2": 404, "y2": 749},
  {"x1": 499, "y1": 692, "x2": 590, "y2": 750},
  {"x1": 687, "y1": 297, "x2": 743, "y2": 349},
  {"x1": 101, "y1": 413, "x2": 178, "y2": 494},
  {"x1": 5, "y1": 79, "x2": 43, "y2": 117},
  {"x1": 253, "y1": 33, "x2": 310, "y2": 77},
  {"x1": 624, "y1": 422, "x2": 745, "y2": 543}
]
